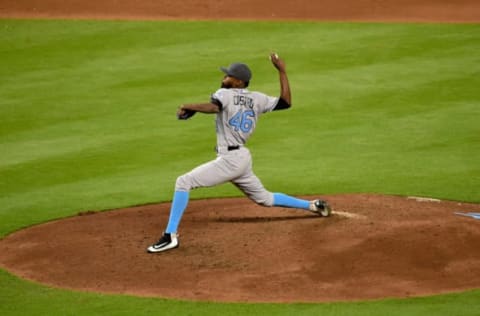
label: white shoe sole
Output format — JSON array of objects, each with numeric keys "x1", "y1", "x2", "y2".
[
  {"x1": 147, "y1": 238, "x2": 179, "y2": 253},
  {"x1": 319, "y1": 204, "x2": 332, "y2": 217}
]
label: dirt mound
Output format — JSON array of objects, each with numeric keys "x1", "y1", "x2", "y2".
[{"x1": 1, "y1": 194, "x2": 480, "y2": 303}]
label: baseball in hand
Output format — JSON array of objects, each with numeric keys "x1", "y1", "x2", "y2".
[{"x1": 270, "y1": 53, "x2": 279, "y2": 60}]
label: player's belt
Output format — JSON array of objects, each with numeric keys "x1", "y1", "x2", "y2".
[{"x1": 215, "y1": 145, "x2": 240, "y2": 153}]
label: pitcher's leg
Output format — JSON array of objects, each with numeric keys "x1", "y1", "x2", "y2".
[
  {"x1": 176, "y1": 157, "x2": 236, "y2": 192},
  {"x1": 165, "y1": 191, "x2": 189, "y2": 234},
  {"x1": 232, "y1": 169, "x2": 274, "y2": 206},
  {"x1": 272, "y1": 193, "x2": 331, "y2": 215},
  {"x1": 167, "y1": 149, "x2": 252, "y2": 234},
  {"x1": 165, "y1": 157, "x2": 239, "y2": 235},
  {"x1": 233, "y1": 170, "x2": 330, "y2": 215},
  {"x1": 148, "y1": 157, "x2": 241, "y2": 253},
  {"x1": 272, "y1": 193, "x2": 310, "y2": 209}
]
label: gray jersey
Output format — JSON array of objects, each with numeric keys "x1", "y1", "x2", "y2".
[
  {"x1": 211, "y1": 88, "x2": 279, "y2": 149},
  {"x1": 175, "y1": 88, "x2": 280, "y2": 207}
]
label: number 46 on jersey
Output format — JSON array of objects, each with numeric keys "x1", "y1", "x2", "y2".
[{"x1": 229, "y1": 110, "x2": 255, "y2": 133}]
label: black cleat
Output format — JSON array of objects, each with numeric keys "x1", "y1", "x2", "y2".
[{"x1": 312, "y1": 200, "x2": 332, "y2": 217}]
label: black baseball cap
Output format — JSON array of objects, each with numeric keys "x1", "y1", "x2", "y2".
[{"x1": 220, "y1": 63, "x2": 252, "y2": 83}]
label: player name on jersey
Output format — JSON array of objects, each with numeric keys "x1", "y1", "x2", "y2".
[{"x1": 233, "y1": 95, "x2": 254, "y2": 108}]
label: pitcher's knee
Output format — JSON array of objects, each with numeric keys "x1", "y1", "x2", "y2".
[
  {"x1": 251, "y1": 192, "x2": 274, "y2": 207},
  {"x1": 175, "y1": 174, "x2": 193, "y2": 192}
]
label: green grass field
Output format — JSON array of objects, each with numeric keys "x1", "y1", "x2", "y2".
[{"x1": 1, "y1": 19, "x2": 479, "y2": 315}]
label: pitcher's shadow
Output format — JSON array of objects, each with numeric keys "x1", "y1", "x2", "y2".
[{"x1": 212, "y1": 214, "x2": 321, "y2": 223}]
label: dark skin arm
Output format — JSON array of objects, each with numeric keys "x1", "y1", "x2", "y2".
[
  {"x1": 177, "y1": 102, "x2": 219, "y2": 118},
  {"x1": 270, "y1": 53, "x2": 291, "y2": 105}
]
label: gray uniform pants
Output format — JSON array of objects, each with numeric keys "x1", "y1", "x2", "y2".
[{"x1": 175, "y1": 147, "x2": 274, "y2": 206}]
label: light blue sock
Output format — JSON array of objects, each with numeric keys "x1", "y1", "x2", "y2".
[
  {"x1": 273, "y1": 193, "x2": 310, "y2": 210},
  {"x1": 165, "y1": 191, "x2": 189, "y2": 233}
]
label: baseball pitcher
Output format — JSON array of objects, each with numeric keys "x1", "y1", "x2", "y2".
[{"x1": 148, "y1": 53, "x2": 331, "y2": 253}]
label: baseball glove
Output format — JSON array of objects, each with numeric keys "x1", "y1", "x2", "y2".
[{"x1": 177, "y1": 109, "x2": 196, "y2": 120}]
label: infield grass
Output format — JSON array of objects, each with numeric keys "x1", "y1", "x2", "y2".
[{"x1": 1, "y1": 19, "x2": 479, "y2": 315}]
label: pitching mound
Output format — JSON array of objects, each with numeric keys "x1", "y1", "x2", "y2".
[{"x1": 1, "y1": 194, "x2": 480, "y2": 303}]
